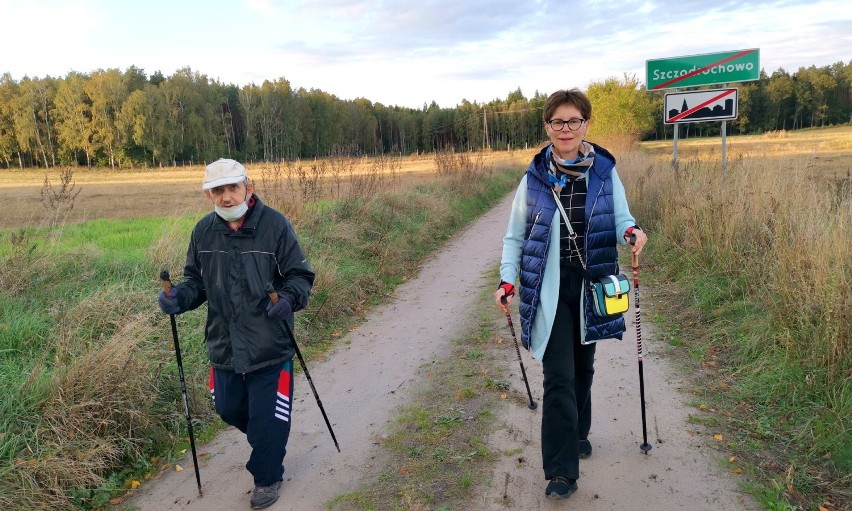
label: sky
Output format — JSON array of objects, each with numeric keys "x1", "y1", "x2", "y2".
[{"x1": 1, "y1": 0, "x2": 850, "y2": 109}]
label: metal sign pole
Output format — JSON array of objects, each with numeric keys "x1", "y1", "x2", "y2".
[
  {"x1": 672, "y1": 120, "x2": 679, "y2": 170},
  {"x1": 721, "y1": 121, "x2": 727, "y2": 179},
  {"x1": 721, "y1": 83, "x2": 727, "y2": 180},
  {"x1": 672, "y1": 88, "x2": 679, "y2": 170}
]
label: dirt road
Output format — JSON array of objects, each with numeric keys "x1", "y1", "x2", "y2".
[{"x1": 120, "y1": 194, "x2": 757, "y2": 511}]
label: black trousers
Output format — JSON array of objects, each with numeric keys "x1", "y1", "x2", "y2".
[
  {"x1": 541, "y1": 269, "x2": 596, "y2": 480},
  {"x1": 210, "y1": 359, "x2": 294, "y2": 486}
]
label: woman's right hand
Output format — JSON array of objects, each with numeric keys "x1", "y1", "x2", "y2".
[
  {"x1": 494, "y1": 282, "x2": 515, "y2": 314},
  {"x1": 494, "y1": 288, "x2": 510, "y2": 313}
]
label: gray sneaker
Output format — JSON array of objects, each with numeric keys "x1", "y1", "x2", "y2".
[{"x1": 250, "y1": 481, "x2": 281, "y2": 509}]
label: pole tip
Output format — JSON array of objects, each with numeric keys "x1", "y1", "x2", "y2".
[
  {"x1": 528, "y1": 401, "x2": 538, "y2": 410},
  {"x1": 640, "y1": 443, "x2": 652, "y2": 454}
]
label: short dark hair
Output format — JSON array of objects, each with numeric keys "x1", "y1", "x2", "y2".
[{"x1": 543, "y1": 88, "x2": 592, "y2": 122}]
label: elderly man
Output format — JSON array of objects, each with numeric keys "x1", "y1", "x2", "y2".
[{"x1": 158, "y1": 158, "x2": 315, "y2": 509}]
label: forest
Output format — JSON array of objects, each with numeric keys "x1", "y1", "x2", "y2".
[{"x1": 0, "y1": 60, "x2": 849, "y2": 168}]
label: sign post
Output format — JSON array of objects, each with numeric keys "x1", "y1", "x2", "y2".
[{"x1": 648, "y1": 49, "x2": 759, "y2": 175}]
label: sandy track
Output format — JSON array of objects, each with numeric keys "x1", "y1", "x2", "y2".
[{"x1": 475, "y1": 315, "x2": 760, "y2": 510}]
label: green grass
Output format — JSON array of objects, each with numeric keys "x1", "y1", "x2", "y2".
[{"x1": 0, "y1": 165, "x2": 520, "y2": 511}]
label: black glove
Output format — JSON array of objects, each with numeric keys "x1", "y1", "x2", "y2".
[
  {"x1": 266, "y1": 294, "x2": 292, "y2": 321},
  {"x1": 157, "y1": 287, "x2": 181, "y2": 315}
]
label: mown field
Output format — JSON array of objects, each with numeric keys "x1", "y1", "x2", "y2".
[
  {"x1": 642, "y1": 125, "x2": 852, "y2": 181},
  {"x1": 0, "y1": 151, "x2": 534, "y2": 228}
]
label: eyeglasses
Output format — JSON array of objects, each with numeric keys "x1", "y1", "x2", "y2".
[{"x1": 547, "y1": 118, "x2": 586, "y2": 131}]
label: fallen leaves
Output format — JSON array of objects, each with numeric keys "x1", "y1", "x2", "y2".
[
  {"x1": 175, "y1": 464, "x2": 184, "y2": 472},
  {"x1": 713, "y1": 434, "x2": 724, "y2": 441}
]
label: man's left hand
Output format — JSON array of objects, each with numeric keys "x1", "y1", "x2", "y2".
[{"x1": 266, "y1": 294, "x2": 293, "y2": 321}]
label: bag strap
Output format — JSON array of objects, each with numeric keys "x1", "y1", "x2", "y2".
[{"x1": 551, "y1": 188, "x2": 587, "y2": 270}]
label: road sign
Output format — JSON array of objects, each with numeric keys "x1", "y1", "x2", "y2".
[
  {"x1": 664, "y1": 88, "x2": 738, "y2": 124},
  {"x1": 647, "y1": 49, "x2": 759, "y2": 90}
]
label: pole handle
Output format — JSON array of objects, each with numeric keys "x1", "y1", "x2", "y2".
[
  {"x1": 268, "y1": 291, "x2": 279, "y2": 304},
  {"x1": 629, "y1": 234, "x2": 639, "y2": 269},
  {"x1": 160, "y1": 269, "x2": 172, "y2": 294}
]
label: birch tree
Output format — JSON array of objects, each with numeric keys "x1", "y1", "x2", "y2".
[
  {"x1": 85, "y1": 69, "x2": 128, "y2": 167},
  {"x1": 0, "y1": 74, "x2": 20, "y2": 168},
  {"x1": 54, "y1": 73, "x2": 94, "y2": 166}
]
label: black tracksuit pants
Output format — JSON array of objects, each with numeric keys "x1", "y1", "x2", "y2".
[
  {"x1": 541, "y1": 268, "x2": 596, "y2": 481},
  {"x1": 209, "y1": 359, "x2": 294, "y2": 487}
]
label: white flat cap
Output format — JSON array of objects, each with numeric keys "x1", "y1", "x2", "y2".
[{"x1": 202, "y1": 158, "x2": 248, "y2": 190}]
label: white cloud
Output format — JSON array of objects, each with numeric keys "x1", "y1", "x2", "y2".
[
  {"x1": 243, "y1": 0, "x2": 276, "y2": 14},
  {"x1": 0, "y1": 0, "x2": 107, "y2": 78}
]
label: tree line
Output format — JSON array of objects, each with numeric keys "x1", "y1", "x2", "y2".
[{"x1": 0, "y1": 60, "x2": 849, "y2": 169}]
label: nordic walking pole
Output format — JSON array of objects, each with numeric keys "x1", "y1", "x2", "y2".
[
  {"x1": 159, "y1": 270, "x2": 203, "y2": 496},
  {"x1": 500, "y1": 296, "x2": 537, "y2": 410},
  {"x1": 267, "y1": 291, "x2": 341, "y2": 453},
  {"x1": 629, "y1": 239, "x2": 652, "y2": 454}
]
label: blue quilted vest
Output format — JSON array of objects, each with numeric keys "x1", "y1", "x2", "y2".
[{"x1": 519, "y1": 143, "x2": 625, "y2": 347}]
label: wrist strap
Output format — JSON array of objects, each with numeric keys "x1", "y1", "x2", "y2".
[{"x1": 498, "y1": 282, "x2": 515, "y2": 297}]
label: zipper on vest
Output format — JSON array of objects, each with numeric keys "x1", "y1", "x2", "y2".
[{"x1": 528, "y1": 210, "x2": 542, "y2": 240}]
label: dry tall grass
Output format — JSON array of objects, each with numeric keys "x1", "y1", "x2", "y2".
[
  {"x1": 2, "y1": 311, "x2": 165, "y2": 511},
  {"x1": 257, "y1": 152, "x2": 403, "y2": 220},
  {"x1": 622, "y1": 147, "x2": 850, "y2": 381},
  {"x1": 618, "y1": 136, "x2": 851, "y2": 508}
]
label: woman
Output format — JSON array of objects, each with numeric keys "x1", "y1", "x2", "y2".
[{"x1": 494, "y1": 88, "x2": 647, "y2": 500}]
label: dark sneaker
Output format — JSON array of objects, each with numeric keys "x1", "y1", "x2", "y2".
[
  {"x1": 545, "y1": 476, "x2": 577, "y2": 500},
  {"x1": 579, "y1": 438, "x2": 592, "y2": 459},
  {"x1": 250, "y1": 481, "x2": 281, "y2": 509}
]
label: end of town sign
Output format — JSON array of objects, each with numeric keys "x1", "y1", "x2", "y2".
[
  {"x1": 647, "y1": 49, "x2": 760, "y2": 90},
  {"x1": 664, "y1": 88, "x2": 738, "y2": 124}
]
